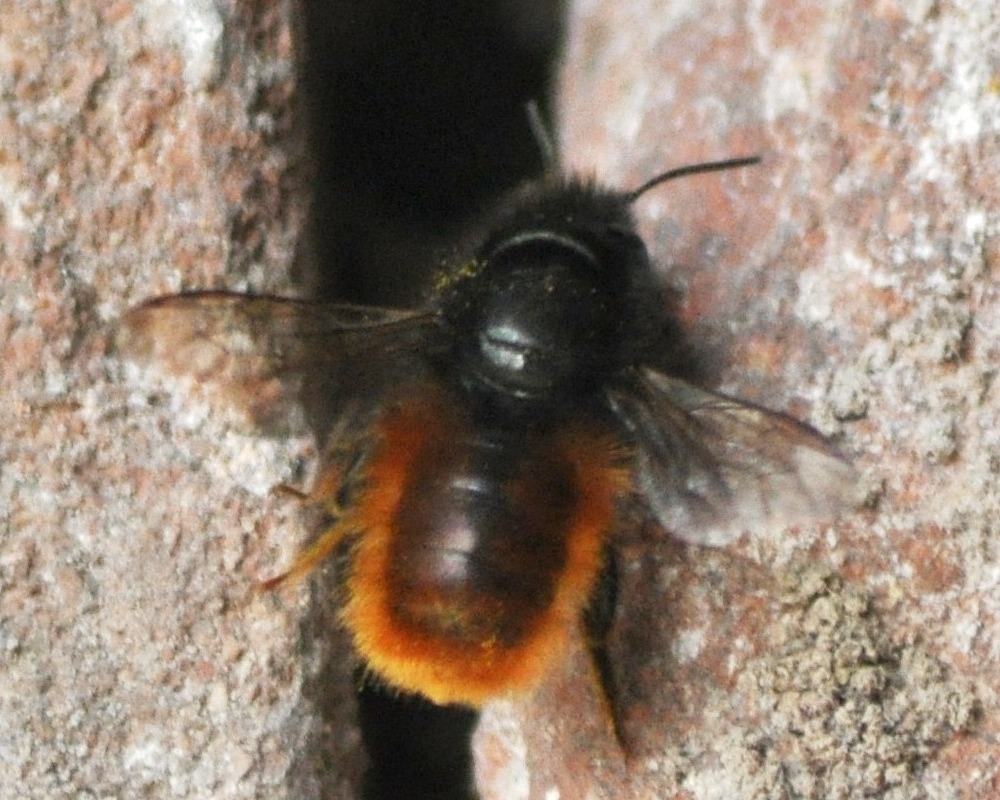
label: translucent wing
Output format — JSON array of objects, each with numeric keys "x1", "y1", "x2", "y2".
[
  {"x1": 606, "y1": 367, "x2": 857, "y2": 546},
  {"x1": 115, "y1": 291, "x2": 440, "y2": 433}
]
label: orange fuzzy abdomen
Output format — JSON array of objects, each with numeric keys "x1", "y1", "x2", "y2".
[{"x1": 342, "y1": 391, "x2": 626, "y2": 706}]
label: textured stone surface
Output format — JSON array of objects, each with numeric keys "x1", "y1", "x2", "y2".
[
  {"x1": 0, "y1": 2, "x2": 364, "y2": 799},
  {"x1": 473, "y1": 0, "x2": 999, "y2": 798}
]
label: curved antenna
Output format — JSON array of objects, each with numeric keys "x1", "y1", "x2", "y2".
[
  {"x1": 625, "y1": 155, "x2": 761, "y2": 203},
  {"x1": 525, "y1": 100, "x2": 558, "y2": 172}
]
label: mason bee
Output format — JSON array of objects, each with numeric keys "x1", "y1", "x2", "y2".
[{"x1": 117, "y1": 156, "x2": 855, "y2": 743}]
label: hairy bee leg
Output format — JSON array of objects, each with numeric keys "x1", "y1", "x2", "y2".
[
  {"x1": 271, "y1": 402, "x2": 369, "y2": 511},
  {"x1": 583, "y1": 548, "x2": 629, "y2": 752},
  {"x1": 271, "y1": 483, "x2": 310, "y2": 501},
  {"x1": 271, "y1": 461, "x2": 346, "y2": 511},
  {"x1": 262, "y1": 452, "x2": 367, "y2": 591},
  {"x1": 259, "y1": 516, "x2": 354, "y2": 591},
  {"x1": 262, "y1": 418, "x2": 375, "y2": 592}
]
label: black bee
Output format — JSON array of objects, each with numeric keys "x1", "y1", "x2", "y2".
[{"x1": 118, "y1": 155, "x2": 854, "y2": 751}]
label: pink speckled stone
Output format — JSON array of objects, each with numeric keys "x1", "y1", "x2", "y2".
[{"x1": 1, "y1": 2, "x2": 363, "y2": 798}]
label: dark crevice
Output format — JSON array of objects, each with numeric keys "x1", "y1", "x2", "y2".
[{"x1": 302, "y1": 0, "x2": 566, "y2": 307}]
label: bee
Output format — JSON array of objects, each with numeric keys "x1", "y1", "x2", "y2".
[{"x1": 117, "y1": 156, "x2": 855, "y2": 737}]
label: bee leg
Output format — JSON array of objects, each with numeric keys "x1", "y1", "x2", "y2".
[
  {"x1": 261, "y1": 454, "x2": 368, "y2": 591},
  {"x1": 272, "y1": 405, "x2": 368, "y2": 513},
  {"x1": 262, "y1": 442, "x2": 372, "y2": 591},
  {"x1": 271, "y1": 460, "x2": 345, "y2": 510},
  {"x1": 258, "y1": 514, "x2": 354, "y2": 591},
  {"x1": 271, "y1": 483, "x2": 311, "y2": 501},
  {"x1": 583, "y1": 548, "x2": 629, "y2": 752},
  {"x1": 261, "y1": 485, "x2": 350, "y2": 590}
]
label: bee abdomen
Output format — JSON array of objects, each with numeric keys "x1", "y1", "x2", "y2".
[
  {"x1": 394, "y1": 437, "x2": 571, "y2": 646},
  {"x1": 342, "y1": 388, "x2": 625, "y2": 706}
]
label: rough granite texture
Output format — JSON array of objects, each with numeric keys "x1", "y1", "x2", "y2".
[
  {"x1": 3, "y1": 1, "x2": 999, "y2": 799},
  {"x1": 1, "y1": 2, "x2": 362, "y2": 799}
]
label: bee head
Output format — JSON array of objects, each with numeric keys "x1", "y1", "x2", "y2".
[{"x1": 439, "y1": 181, "x2": 654, "y2": 403}]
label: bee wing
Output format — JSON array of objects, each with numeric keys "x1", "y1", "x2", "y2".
[
  {"x1": 606, "y1": 367, "x2": 857, "y2": 546},
  {"x1": 115, "y1": 291, "x2": 440, "y2": 433}
]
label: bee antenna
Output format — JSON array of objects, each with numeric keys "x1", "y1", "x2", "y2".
[
  {"x1": 526, "y1": 100, "x2": 558, "y2": 172},
  {"x1": 625, "y1": 155, "x2": 761, "y2": 203}
]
